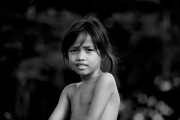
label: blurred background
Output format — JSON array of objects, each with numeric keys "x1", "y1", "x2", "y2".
[{"x1": 1, "y1": 0, "x2": 180, "y2": 120}]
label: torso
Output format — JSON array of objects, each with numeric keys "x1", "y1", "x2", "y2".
[{"x1": 67, "y1": 73, "x2": 120, "y2": 120}]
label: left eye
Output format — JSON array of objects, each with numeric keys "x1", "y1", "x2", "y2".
[
  {"x1": 70, "y1": 49, "x2": 78, "y2": 53},
  {"x1": 86, "y1": 49, "x2": 93, "y2": 52}
]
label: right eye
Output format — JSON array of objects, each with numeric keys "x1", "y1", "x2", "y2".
[{"x1": 70, "y1": 49, "x2": 78, "y2": 53}]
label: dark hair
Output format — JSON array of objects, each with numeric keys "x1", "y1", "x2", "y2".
[{"x1": 61, "y1": 16, "x2": 117, "y2": 72}]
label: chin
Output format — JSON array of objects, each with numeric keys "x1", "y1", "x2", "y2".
[{"x1": 76, "y1": 70, "x2": 89, "y2": 76}]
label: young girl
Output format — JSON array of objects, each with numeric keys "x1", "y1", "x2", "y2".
[{"x1": 49, "y1": 16, "x2": 120, "y2": 120}]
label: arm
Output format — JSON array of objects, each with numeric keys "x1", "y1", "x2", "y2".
[
  {"x1": 71, "y1": 73, "x2": 116, "y2": 120},
  {"x1": 49, "y1": 85, "x2": 71, "y2": 120}
]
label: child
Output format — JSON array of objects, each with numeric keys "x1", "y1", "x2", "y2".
[{"x1": 49, "y1": 16, "x2": 120, "y2": 120}]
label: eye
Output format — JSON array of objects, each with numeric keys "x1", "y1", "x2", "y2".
[
  {"x1": 86, "y1": 49, "x2": 94, "y2": 52},
  {"x1": 70, "y1": 49, "x2": 78, "y2": 53}
]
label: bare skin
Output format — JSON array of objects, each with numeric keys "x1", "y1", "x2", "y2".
[
  {"x1": 49, "y1": 72, "x2": 120, "y2": 120},
  {"x1": 49, "y1": 33, "x2": 120, "y2": 120},
  {"x1": 70, "y1": 72, "x2": 120, "y2": 120}
]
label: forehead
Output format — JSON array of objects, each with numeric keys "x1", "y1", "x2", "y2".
[{"x1": 72, "y1": 33, "x2": 94, "y2": 47}]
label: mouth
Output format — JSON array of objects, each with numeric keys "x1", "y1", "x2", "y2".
[{"x1": 76, "y1": 63, "x2": 88, "y2": 69}]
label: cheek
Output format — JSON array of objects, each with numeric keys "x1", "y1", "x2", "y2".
[
  {"x1": 91, "y1": 54, "x2": 102, "y2": 64},
  {"x1": 68, "y1": 54, "x2": 76, "y2": 64},
  {"x1": 67, "y1": 57, "x2": 74, "y2": 69}
]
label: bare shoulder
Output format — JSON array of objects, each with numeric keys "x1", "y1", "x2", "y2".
[
  {"x1": 98, "y1": 72, "x2": 116, "y2": 84},
  {"x1": 99, "y1": 72, "x2": 120, "y2": 104},
  {"x1": 63, "y1": 82, "x2": 81, "y2": 97},
  {"x1": 95, "y1": 72, "x2": 118, "y2": 91},
  {"x1": 100, "y1": 72, "x2": 115, "y2": 79}
]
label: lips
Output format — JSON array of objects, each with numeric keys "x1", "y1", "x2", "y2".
[{"x1": 76, "y1": 63, "x2": 88, "y2": 69}]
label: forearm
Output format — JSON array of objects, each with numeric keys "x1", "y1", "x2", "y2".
[{"x1": 70, "y1": 115, "x2": 91, "y2": 120}]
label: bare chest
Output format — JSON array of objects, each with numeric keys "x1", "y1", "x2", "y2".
[{"x1": 71, "y1": 82, "x2": 95, "y2": 111}]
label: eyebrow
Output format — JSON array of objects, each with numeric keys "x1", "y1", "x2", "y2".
[
  {"x1": 83, "y1": 45, "x2": 94, "y2": 48},
  {"x1": 71, "y1": 45, "x2": 94, "y2": 49}
]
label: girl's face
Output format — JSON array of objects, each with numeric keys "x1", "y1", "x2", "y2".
[{"x1": 68, "y1": 33, "x2": 102, "y2": 77}]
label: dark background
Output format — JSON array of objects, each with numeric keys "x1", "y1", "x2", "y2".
[{"x1": 1, "y1": 0, "x2": 180, "y2": 120}]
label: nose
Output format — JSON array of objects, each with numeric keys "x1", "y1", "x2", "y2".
[{"x1": 77, "y1": 50, "x2": 85, "y2": 61}]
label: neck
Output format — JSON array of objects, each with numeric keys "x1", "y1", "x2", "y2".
[{"x1": 80, "y1": 69, "x2": 102, "y2": 83}]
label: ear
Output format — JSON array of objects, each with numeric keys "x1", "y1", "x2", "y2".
[{"x1": 101, "y1": 55, "x2": 107, "y2": 61}]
